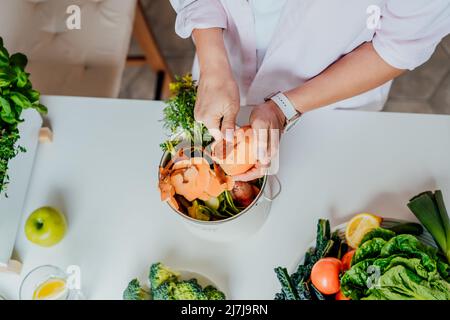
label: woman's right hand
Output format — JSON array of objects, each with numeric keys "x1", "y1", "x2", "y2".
[
  {"x1": 195, "y1": 72, "x2": 240, "y2": 142},
  {"x1": 192, "y1": 28, "x2": 240, "y2": 142}
]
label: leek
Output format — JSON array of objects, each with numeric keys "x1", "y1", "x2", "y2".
[{"x1": 407, "y1": 190, "x2": 450, "y2": 263}]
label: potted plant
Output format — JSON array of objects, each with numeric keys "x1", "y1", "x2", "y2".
[
  {"x1": 0, "y1": 37, "x2": 47, "y2": 266},
  {"x1": 0, "y1": 37, "x2": 47, "y2": 196}
]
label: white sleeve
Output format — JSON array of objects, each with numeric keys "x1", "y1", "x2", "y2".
[
  {"x1": 373, "y1": 0, "x2": 450, "y2": 70},
  {"x1": 169, "y1": 0, "x2": 228, "y2": 39}
]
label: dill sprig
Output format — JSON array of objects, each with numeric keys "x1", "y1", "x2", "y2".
[
  {"x1": 0, "y1": 129, "x2": 25, "y2": 196},
  {"x1": 161, "y1": 74, "x2": 212, "y2": 152}
]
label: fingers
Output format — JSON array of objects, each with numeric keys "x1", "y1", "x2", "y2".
[
  {"x1": 221, "y1": 111, "x2": 237, "y2": 142},
  {"x1": 195, "y1": 105, "x2": 223, "y2": 142},
  {"x1": 195, "y1": 105, "x2": 239, "y2": 143},
  {"x1": 250, "y1": 117, "x2": 271, "y2": 166},
  {"x1": 233, "y1": 162, "x2": 267, "y2": 182}
]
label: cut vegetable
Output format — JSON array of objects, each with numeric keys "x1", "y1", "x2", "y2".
[{"x1": 345, "y1": 213, "x2": 382, "y2": 248}]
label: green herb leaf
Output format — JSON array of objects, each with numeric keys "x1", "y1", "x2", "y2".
[
  {"x1": 9, "y1": 91, "x2": 31, "y2": 109},
  {"x1": 160, "y1": 74, "x2": 211, "y2": 151},
  {"x1": 9, "y1": 53, "x2": 28, "y2": 69},
  {"x1": 0, "y1": 47, "x2": 9, "y2": 67},
  {"x1": 0, "y1": 96, "x2": 15, "y2": 124}
]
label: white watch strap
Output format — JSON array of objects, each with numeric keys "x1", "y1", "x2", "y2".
[{"x1": 269, "y1": 92, "x2": 298, "y2": 120}]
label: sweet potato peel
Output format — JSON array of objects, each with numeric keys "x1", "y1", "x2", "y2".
[
  {"x1": 159, "y1": 153, "x2": 234, "y2": 210},
  {"x1": 211, "y1": 126, "x2": 258, "y2": 176}
]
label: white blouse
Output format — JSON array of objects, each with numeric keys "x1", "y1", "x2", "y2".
[
  {"x1": 170, "y1": 0, "x2": 450, "y2": 110},
  {"x1": 249, "y1": 0, "x2": 288, "y2": 69}
]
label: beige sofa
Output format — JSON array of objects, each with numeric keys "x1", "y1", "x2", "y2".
[{"x1": 0, "y1": 0, "x2": 137, "y2": 98}]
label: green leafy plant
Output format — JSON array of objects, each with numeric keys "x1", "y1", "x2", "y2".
[
  {"x1": 0, "y1": 37, "x2": 47, "y2": 196},
  {"x1": 160, "y1": 74, "x2": 211, "y2": 153},
  {"x1": 341, "y1": 233, "x2": 450, "y2": 300}
]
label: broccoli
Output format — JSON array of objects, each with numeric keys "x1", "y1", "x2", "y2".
[
  {"x1": 126, "y1": 262, "x2": 226, "y2": 301},
  {"x1": 203, "y1": 285, "x2": 226, "y2": 300},
  {"x1": 172, "y1": 279, "x2": 208, "y2": 300},
  {"x1": 123, "y1": 279, "x2": 151, "y2": 300},
  {"x1": 149, "y1": 262, "x2": 179, "y2": 291},
  {"x1": 152, "y1": 281, "x2": 177, "y2": 300}
]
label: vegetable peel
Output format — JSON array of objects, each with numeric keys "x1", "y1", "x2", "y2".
[{"x1": 159, "y1": 154, "x2": 234, "y2": 209}]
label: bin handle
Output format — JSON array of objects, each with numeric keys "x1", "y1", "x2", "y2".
[{"x1": 264, "y1": 175, "x2": 282, "y2": 202}]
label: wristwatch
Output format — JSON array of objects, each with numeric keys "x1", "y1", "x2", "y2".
[{"x1": 265, "y1": 91, "x2": 302, "y2": 132}]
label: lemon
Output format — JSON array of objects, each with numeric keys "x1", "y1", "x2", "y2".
[
  {"x1": 32, "y1": 278, "x2": 68, "y2": 300},
  {"x1": 345, "y1": 213, "x2": 382, "y2": 248}
]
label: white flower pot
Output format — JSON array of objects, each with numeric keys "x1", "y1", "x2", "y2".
[{"x1": 0, "y1": 110, "x2": 42, "y2": 267}]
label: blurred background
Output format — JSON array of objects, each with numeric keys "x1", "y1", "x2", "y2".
[
  {"x1": 124, "y1": 0, "x2": 450, "y2": 114},
  {"x1": 1, "y1": 0, "x2": 449, "y2": 114}
]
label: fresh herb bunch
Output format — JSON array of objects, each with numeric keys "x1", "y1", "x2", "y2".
[
  {"x1": 0, "y1": 37, "x2": 47, "y2": 195},
  {"x1": 160, "y1": 74, "x2": 211, "y2": 153}
]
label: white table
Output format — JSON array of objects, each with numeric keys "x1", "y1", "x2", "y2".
[{"x1": 1, "y1": 96, "x2": 449, "y2": 300}]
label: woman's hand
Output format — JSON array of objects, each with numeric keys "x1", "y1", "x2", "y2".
[
  {"x1": 192, "y1": 28, "x2": 240, "y2": 141},
  {"x1": 195, "y1": 72, "x2": 240, "y2": 142},
  {"x1": 233, "y1": 100, "x2": 286, "y2": 181}
]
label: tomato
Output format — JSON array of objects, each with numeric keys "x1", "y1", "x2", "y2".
[
  {"x1": 341, "y1": 250, "x2": 356, "y2": 271},
  {"x1": 336, "y1": 290, "x2": 351, "y2": 300},
  {"x1": 310, "y1": 258, "x2": 342, "y2": 295}
]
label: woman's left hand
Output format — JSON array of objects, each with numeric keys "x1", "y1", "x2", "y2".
[{"x1": 233, "y1": 100, "x2": 286, "y2": 181}]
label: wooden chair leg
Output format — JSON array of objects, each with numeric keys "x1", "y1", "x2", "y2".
[
  {"x1": 0, "y1": 259, "x2": 22, "y2": 275},
  {"x1": 128, "y1": 0, "x2": 173, "y2": 100}
]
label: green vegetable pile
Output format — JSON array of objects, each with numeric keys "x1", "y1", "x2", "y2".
[
  {"x1": 341, "y1": 233, "x2": 450, "y2": 300},
  {"x1": 341, "y1": 190, "x2": 450, "y2": 300},
  {"x1": 0, "y1": 37, "x2": 47, "y2": 196},
  {"x1": 160, "y1": 74, "x2": 211, "y2": 154},
  {"x1": 274, "y1": 219, "x2": 349, "y2": 300},
  {"x1": 274, "y1": 190, "x2": 450, "y2": 300},
  {"x1": 123, "y1": 262, "x2": 226, "y2": 300}
]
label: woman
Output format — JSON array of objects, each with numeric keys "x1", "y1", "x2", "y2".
[{"x1": 169, "y1": 0, "x2": 450, "y2": 180}]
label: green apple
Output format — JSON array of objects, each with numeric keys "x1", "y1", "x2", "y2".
[{"x1": 24, "y1": 207, "x2": 67, "y2": 247}]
